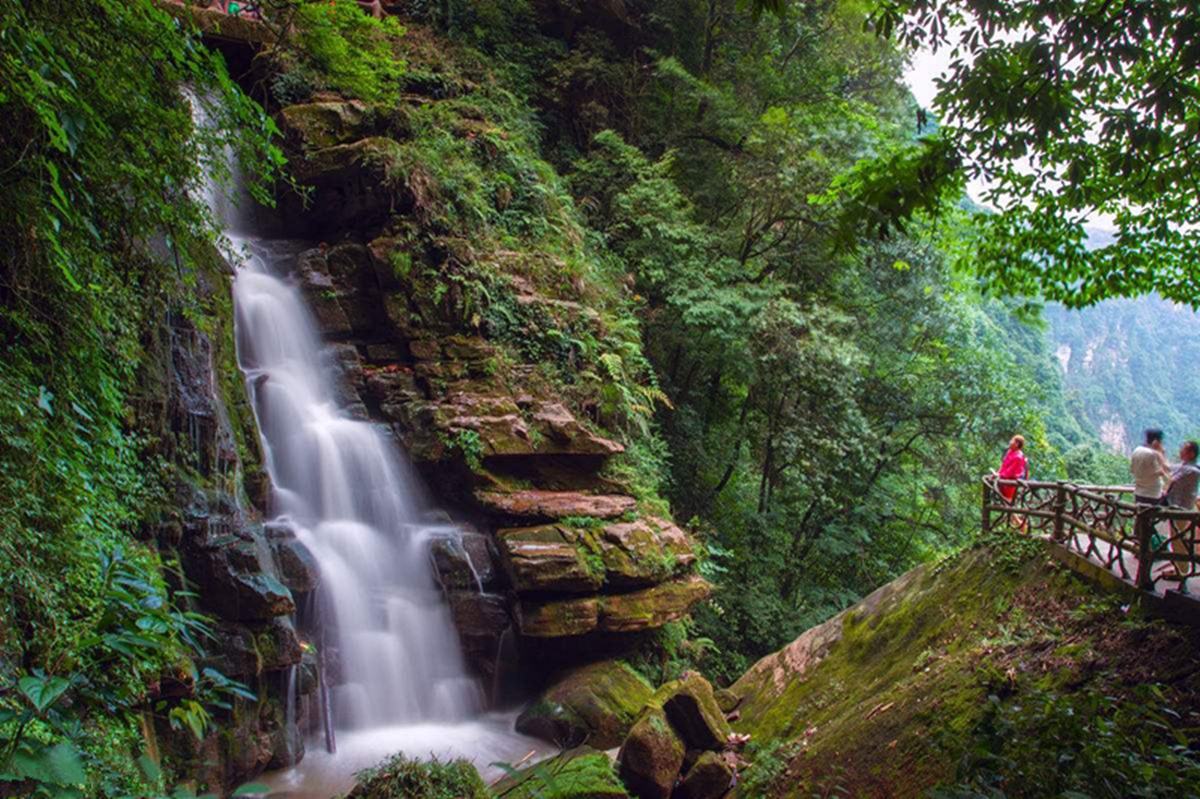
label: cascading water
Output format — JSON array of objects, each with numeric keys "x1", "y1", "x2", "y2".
[
  {"x1": 233, "y1": 244, "x2": 484, "y2": 728},
  {"x1": 196, "y1": 102, "x2": 544, "y2": 797}
]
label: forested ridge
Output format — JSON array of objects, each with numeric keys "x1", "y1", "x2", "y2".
[{"x1": 2, "y1": 1, "x2": 1199, "y2": 798}]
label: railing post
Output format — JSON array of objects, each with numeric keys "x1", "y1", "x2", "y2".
[
  {"x1": 1134, "y1": 508, "x2": 1155, "y2": 592},
  {"x1": 981, "y1": 480, "x2": 992, "y2": 535},
  {"x1": 1052, "y1": 481, "x2": 1067, "y2": 542}
]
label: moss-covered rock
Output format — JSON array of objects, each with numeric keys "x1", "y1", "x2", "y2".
[
  {"x1": 517, "y1": 595, "x2": 601, "y2": 637},
  {"x1": 656, "y1": 673, "x2": 731, "y2": 752},
  {"x1": 491, "y1": 748, "x2": 629, "y2": 799},
  {"x1": 617, "y1": 707, "x2": 685, "y2": 799},
  {"x1": 516, "y1": 660, "x2": 655, "y2": 748},
  {"x1": 277, "y1": 100, "x2": 375, "y2": 150},
  {"x1": 599, "y1": 575, "x2": 711, "y2": 633},
  {"x1": 498, "y1": 525, "x2": 606, "y2": 594},
  {"x1": 724, "y1": 546, "x2": 1197, "y2": 798},
  {"x1": 677, "y1": 751, "x2": 734, "y2": 799},
  {"x1": 515, "y1": 575, "x2": 711, "y2": 638}
]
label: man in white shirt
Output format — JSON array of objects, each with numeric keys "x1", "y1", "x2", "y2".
[{"x1": 1130, "y1": 428, "x2": 1171, "y2": 505}]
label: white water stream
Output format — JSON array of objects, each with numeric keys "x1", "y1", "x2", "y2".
[{"x1": 200, "y1": 122, "x2": 543, "y2": 796}]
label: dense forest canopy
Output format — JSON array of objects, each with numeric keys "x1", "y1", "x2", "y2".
[
  {"x1": 844, "y1": 0, "x2": 1200, "y2": 307},
  {"x1": 2, "y1": 0, "x2": 1197, "y2": 797}
]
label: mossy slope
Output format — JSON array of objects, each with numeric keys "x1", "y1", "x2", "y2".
[{"x1": 730, "y1": 544, "x2": 1200, "y2": 798}]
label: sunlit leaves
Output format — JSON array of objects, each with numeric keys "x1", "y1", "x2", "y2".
[{"x1": 855, "y1": 0, "x2": 1200, "y2": 306}]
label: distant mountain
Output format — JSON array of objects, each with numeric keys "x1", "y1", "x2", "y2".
[{"x1": 1042, "y1": 228, "x2": 1200, "y2": 453}]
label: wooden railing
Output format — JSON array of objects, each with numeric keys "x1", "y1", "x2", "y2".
[{"x1": 982, "y1": 475, "x2": 1200, "y2": 594}]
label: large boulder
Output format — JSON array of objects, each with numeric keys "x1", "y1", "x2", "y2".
[
  {"x1": 516, "y1": 660, "x2": 654, "y2": 749},
  {"x1": 277, "y1": 100, "x2": 376, "y2": 150},
  {"x1": 676, "y1": 751, "x2": 734, "y2": 799},
  {"x1": 657, "y1": 673, "x2": 731, "y2": 752},
  {"x1": 617, "y1": 707, "x2": 685, "y2": 799}
]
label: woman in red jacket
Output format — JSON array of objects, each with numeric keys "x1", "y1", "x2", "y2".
[{"x1": 997, "y1": 435, "x2": 1029, "y2": 502}]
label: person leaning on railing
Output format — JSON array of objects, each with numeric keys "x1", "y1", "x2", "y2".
[
  {"x1": 996, "y1": 435, "x2": 1028, "y2": 502},
  {"x1": 1131, "y1": 428, "x2": 1172, "y2": 506},
  {"x1": 1156, "y1": 440, "x2": 1200, "y2": 581}
]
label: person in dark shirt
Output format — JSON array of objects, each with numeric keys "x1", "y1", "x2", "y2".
[{"x1": 1157, "y1": 440, "x2": 1200, "y2": 582}]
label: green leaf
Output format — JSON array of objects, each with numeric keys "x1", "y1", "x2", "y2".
[
  {"x1": 19, "y1": 674, "x2": 70, "y2": 713},
  {"x1": 10, "y1": 741, "x2": 85, "y2": 786}
]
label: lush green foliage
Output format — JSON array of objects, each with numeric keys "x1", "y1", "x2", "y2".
[
  {"x1": 853, "y1": 0, "x2": 1200, "y2": 307},
  {"x1": 349, "y1": 753, "x2": 488, "y2": 799},
  {"x1": 932, "y1": 687, "x2": 1200, "y2": 798},
  {"x1": 270, "y1": 0, "x2": 408, "y2": 104},
  {"x1": 400, "y1": 0, "x2": 1142, "y2": 679},
  {"x1": 0, "y1": 0, "x2": 281, "y2": 795}
]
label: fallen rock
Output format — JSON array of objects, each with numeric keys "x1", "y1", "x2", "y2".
[
  {"x1": 658, "y1": 673, "x2": 732, "y2": 752},
  {"x1": 516, "y1": 660, "x2": 654, "y2": 748},
  {"x1": 617, "y1": 707, "x2": 685, "y2": 799},
  {"x1": 677, "y1": 751, "x2": 734, "y2": 799}
]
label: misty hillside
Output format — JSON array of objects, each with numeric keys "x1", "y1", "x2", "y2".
[{"x1": 1042, "y1": 229, "x2": 1200, "y2": 453}]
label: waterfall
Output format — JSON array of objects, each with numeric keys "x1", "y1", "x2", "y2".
[
  {"x1": 232, "y1": 241, "x2": 484, "y2": 728},
  {"x1": 193, "y1": 96, "x2": 545, "y2": 797}
]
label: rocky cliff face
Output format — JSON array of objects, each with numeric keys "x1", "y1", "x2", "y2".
[
  {"x1": 135, "y1": 245, "x2": 319, "y2": 790},
  {"x1": 267, "y1": 93, "x2": 710, "y2": 683}
]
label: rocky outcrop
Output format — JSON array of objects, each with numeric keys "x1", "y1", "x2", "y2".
[
  {"x1": 273, "y1": 98, "x2": 712, "y2": 681},
  {"x1": 144, "y1": 279, "x2": 318, "y2": 794},
  {"x1": 515, "y1": 660, "x2": 654, "y2": 748}
]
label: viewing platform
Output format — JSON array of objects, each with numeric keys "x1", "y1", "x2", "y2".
[{"x1": 983, "y1": 475, "x2": 1200, "y2": 623}]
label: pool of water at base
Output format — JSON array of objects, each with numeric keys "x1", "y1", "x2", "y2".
[{"x1": 253, "y1": 713, "x2": 552, "y2": 798}]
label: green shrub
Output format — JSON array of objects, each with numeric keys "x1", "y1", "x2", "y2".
[
  {"x1": 290, "y1": 0, "x2": 407, "y2": 104},
  {"x1": 348, "y1": 754, "x2": 488, "y2": 799}
]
